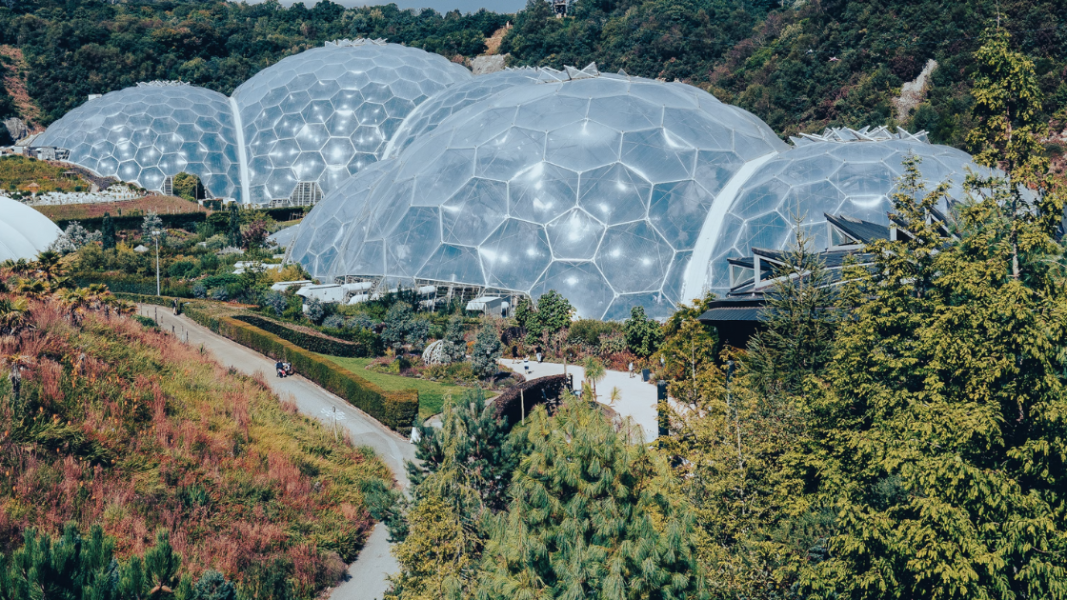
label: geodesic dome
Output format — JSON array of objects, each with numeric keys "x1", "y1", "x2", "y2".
[
  {"x1": 698, "y1": 127, "x2": 985, "y2": 296},
  {"x1": 35, "y1": 82, "x2": 243, "y2": 201},
  {"x1": 383, "y1": 67, "x2": 541, "y2": 159},
  {"x1": 0, "y1": 195, "x2": 62, "y2": 262},
  {"x1": 291, "y1": 68, "x2": 788, "y2": 320},
  {"x1": 232, "y1": 39, "x2": 472, "y2": 205}
]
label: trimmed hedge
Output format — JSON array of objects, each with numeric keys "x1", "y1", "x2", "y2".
[
  {"x1": 58, "y1": 212, "x2": 207, "y2": 232},
  {"x1": 77, "y1": 277, "x2": 194, "y2": 298},
  {"x1": 113, "y1": 292, "x2": 183, "y2": 310},
  {"x1": 233, "y1": 315, "x2": 377, "y2": 358},
  {"x1": 184, "y1": 305, "x2": 418, "y2": 432}
]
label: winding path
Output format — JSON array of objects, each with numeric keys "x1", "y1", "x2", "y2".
[{"x1": 137, "y1": 305, "x2": 412, "y2": 600}]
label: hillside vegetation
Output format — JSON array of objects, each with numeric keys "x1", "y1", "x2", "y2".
[
  {"x1": 0, "y1": 261, "x2": 392, "y2": 598},
  {"x1": 0, "y1": 0, "x2": 1064, "y2": 157}
]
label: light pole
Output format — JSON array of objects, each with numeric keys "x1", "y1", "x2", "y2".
[{"x1": 152, "y1": 229, "x2": 161, "y2": 296}]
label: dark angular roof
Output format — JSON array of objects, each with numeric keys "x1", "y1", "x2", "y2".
[{"x1": 825, "y1": 213, "x2": 891, "y2": 243}]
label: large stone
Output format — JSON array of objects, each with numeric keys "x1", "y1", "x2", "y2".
[
  {"x1": 893, "y1": 59, "x2": 938, "y2": 121},
  {"x1": 471, "y1": 54, "x2": 507, "y2": 75},
  {"x1": 2, "y1": 117, "x2": 29, "y2": 142}
]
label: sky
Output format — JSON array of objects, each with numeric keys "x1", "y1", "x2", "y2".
[{"x1": 258, "y1": 0, "x2": 528, "y2": 13}]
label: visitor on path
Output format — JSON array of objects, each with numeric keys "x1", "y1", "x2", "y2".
[
  {"x1": 524, "y1": 356, "x2": 530, "y2": 375},
  {"x1": 276, "y1": 360, "x2": 285, "y2": 378},
  {"x1": 536, "y1": 351, "x2": 542, "y2": 363},
  {"x1": 628, "y1": 362, "x2": 634, "y2": 378}
]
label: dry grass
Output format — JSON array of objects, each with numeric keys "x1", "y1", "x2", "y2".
[
  {"x1": 33, "y1": 194, "x2": 210, "y2": 221},
  {"x1": 0, "y1": 289, "x2": 392, "y2": 597},
  {"x1": 0, "y1": 46, "x2": 43, "y2": 129}
]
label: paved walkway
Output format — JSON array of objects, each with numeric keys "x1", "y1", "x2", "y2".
[
  {"x1": 501, "y1": 358, "x2": 660, "y2": 441},
  {"x1": 137, "y1": 305, "x2": 412, "y2": 600}
]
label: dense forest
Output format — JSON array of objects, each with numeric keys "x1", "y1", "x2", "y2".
[{"x1": 1, "y1": 0, "x2": 1065, "y2": 154}]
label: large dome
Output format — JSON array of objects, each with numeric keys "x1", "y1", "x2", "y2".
[
  {"x1": 0, "y1": 196, "x2": 62, "y2": 262},
  {"x1": 383, "y1": 67, "x2": 541, "y2": 159},
  {"x1": 35, "y1": 82, "x2": 243, "y2": 201},
  {"x1": 232, "y1": 39, "x2": 472, "y2": 205},
  {"x1": 696, "y1": 127, "x2": 984, "y2": 296},
  {"x1": 291, "y1": 68, "x2": 787, "y2": 319}
]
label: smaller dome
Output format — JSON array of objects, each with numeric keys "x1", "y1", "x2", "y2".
[
  {"x1": 701, "y1": 127, "x2": 986, "y2": 294},
  {"x1": 35, "y1": 82, "x2": 243, "y2": 201},
  {"x1": 0, "y1": 196, "x2": 62, "y2": 262}
]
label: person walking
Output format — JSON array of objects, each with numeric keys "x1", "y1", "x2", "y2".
[
  {"x1": 524, "y1": 355, "x2": 530, "y2": 375},
  {"x1": 536, "y1": 351, "x2": 542, "y2": 363},
  {"x1": 628, "y1": 361, "x2": 634, "y2": 378}
]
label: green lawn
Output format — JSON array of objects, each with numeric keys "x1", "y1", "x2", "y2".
[{"x1": 322, "y1": 356, "x2": 467, "y2": 421}]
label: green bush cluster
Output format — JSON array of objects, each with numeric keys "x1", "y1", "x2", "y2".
[
  {"x1": 75, "y1": 277, "x2": 193, "y2": 298},
  {"x1": 233, "y1": 315, "x2": 379, "y2": 358},
  {"x1": 184, "y1": 306, "x2": 418, "y2": 432}
]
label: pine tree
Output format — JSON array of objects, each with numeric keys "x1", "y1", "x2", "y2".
[
  {"x1": 226, "y1": 203, "x2": 241, "y2": 248},
  {"x1": 745, "y1": 226, "x2": 839, "y2": 397},
  {"x1": 477, "y1": 397, "x2": 708, "y2": 600},
  {"x1": 101, "y1": 212, "x2": 116, "y2": 250},
  {"x1": 470, "y1": 324, "x2": 502, "y2": 379},
  {"x1": 441, "y1": 316, "x2": 467, "y2": 363},
  {"x1": 390, "y1": 390, "x2": 520, "y2": 600}
]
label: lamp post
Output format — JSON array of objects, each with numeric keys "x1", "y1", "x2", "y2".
[{"x1": 152, "y1": 229, "x2": 161, "y2": 296}]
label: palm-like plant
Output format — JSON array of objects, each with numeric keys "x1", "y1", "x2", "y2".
[
  {"x1": 57, "y1": 288, "x2": 91, "y2": 325},
  {"x1": 582, "y1": 356, "x2": 606, "y2": 400},
  {"x1": 0, "y1": 297, "x2": 29, "y2": 336},
  {"x1": 16, "y1": 278, "x2": 48, "y2": 298},
  {"x1": 33, "y1": 251, "x2": 64, "y2": 283}
]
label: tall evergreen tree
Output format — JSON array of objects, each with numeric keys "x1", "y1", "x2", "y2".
[
  {"x1": 226, "y1": 203, "x2": 241, "y2": 248},
  {"x1": 476, "y1": 397, "x2": 707, "y2": 600},
  {"x1": 792, "y1": 151, "x2": 1067, "y2": 598},
  {"x1": 101, "y1": 212, "x2": 116, "y2": 251}
]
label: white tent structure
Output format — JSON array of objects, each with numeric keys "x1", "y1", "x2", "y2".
[{"x1": 0, "y1": 196, "x2": 62, "y2": 262}]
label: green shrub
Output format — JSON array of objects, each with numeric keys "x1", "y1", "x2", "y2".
[{"x1": 184, "y1": 307, "x2": 417, "y2": 432}]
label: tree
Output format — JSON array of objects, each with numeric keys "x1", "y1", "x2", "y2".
[
  {"x1": 141, "y1": 211, "x2": 165, "y2": 245},
  {"x1": 382, "y1": 302, "x2": 430, "y2": 352},
  {"x1": 791, "y1": 153, "x2": 1067, "y2": 598},
  {"x1": 745, "y1": 226, "x2": 839, "y2": 397},
  {"x1": 441, "y1": 315, "x2": 467, "y2": 363},
  {"x1": 242, "y1": 219, "x2": 269, "y2": 249},
  {"x1": 261, "y1": 290, "x2": 287, "y2": 317},
  {"x1": 303, "y1": 297, "x2": 325, "y2": 324},
  {"x1": 144, "y1": 529, "x2": 181, "y2": 594},
  {"x1": 470, "y1": 325, "x2": 502, "y2": 379},
  {"x1": 476, "y1": 397, "x2": 708, "y2": 600},
  {"x1": 581, "y1": 355, "x2": 605, "y2": 399},
  {"x1": 391, "y1": 390, "x2": 520, "y2": 600},
  {"x1": 533, "y1": 289, "x2": 572, "y2": 335},
  {"x1": 966, "y1": 26, "x2": 1064, "y2": 277},
  {"x1": 623, "y1": 305, "x2": 663, "y2": 358},
  {"x1": 226, "y1": 203, "x2": 241, "y2": 248},
  {"x1": 101, "y1": 212, "x2": 116, "y2": 250},
  {"x1": 172, "y1": 172, "x2": 204, "y2": 202}
]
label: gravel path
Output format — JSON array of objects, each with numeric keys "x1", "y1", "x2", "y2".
[{"x1": 138, "y1": 305, "x2": 413, "y2": 600}]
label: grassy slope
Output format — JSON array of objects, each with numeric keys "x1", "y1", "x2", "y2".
[
  {"x1": 322, "y1": 356, "x2": 466, "y2": 421},
  {"x1": 33, "y1": 195, "x2": 207, "y2": 221},
  {"x1": 0, "y1": 298, "x2": 391, "y2": 597}
]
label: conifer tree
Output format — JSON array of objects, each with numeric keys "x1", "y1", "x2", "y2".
[
  {"x1": 101, "y1": 212, "x2": 116, "y2": 251},
  {"x1": 476, "y1": 397, "x2": 707, "y2": 600},
  {"x1": 470, "y1": 325, "x2": 502, "y2": 379},
  {"x1": 441, "y1": 315, "x2": 467, "y2": 363},
  {"x1": 792, "y1": 153, "x2": 1067, "y2": 597},
  {"x1": 226, "y1": 203, "x2": 241, "y2": 248}
]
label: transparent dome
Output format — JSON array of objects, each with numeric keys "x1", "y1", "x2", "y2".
[
  {"x1": 35, "y1": 82, "x2": 243, "y2": 200},
  {"x1": 701, "y1": 127, "x2": 985, "y2": 294},
  {"x1": 232, "y1": 39, "x2": 472, "y2": 205},
  {"x1": 383, "y1": 68, "x2": 541, "y2": 159},
  {"x1": 292, "y1": 69, "x2": 787, "y2": 319}
]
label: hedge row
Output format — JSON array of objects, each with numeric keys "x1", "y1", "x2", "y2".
[
  {"x1": 59, "y1": 212, "x2": 207, "y2": 232},
  {"x1": 78, "y1": 277, "x2": 194, "y2": 298},
  {"x1": 184, "y1": 305, "x2": 418, "y2": 432},
  {"x1": 113, "y1": 292, "x2": 182, "y2": 309},
  {"x1": 233, "y1": 314, "x2": 377, "y2": 358}
]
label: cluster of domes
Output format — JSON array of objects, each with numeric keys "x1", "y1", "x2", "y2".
[
  {"x1": 37, "y1": 39, "x2": 470, "y2": 205},
  {"x1": 38, "y1": 39, "x2": 984, "y2": 319}
]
